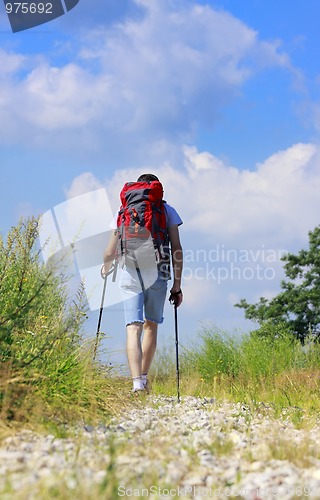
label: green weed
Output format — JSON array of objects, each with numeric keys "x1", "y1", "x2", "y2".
[
  {"x1": 0, "y1": 218, "x2": 126, "y2": 427},
  {"x1": 151, "y1": 324, "x2": 320, "y2": 416}
]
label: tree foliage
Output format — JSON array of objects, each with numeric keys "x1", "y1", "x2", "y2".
[{"x1": 235, "y1": 226, "x2": 320, "y2": 342}]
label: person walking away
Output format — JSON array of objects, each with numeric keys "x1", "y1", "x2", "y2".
[{"x1": 102, "y1": 173, "x2": 183, "y2": 393}]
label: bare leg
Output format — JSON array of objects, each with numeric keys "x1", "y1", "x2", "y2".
[
  {"x1": 126, "y1": 322, "x2": 144, "y2": 378},
  {"x1": 141, "y1": 319, "x2": 158, "y2": 375}
]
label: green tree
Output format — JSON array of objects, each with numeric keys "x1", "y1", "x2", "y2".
[{"x1": 235, "y1": 226, "x2": 320, "y2": 342}]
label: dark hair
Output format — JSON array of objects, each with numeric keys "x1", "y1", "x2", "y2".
[{"x1": 137, "y1": 173, "x2": 159, "y2": 182}]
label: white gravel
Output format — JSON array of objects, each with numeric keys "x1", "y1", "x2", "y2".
[{"x1": 1, "y1": 396, "x2": 320, "y2": 498}]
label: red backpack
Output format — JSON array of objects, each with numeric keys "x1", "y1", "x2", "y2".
[{"x1": 116, "y1": 181, "x2": 170, "y2": 269}]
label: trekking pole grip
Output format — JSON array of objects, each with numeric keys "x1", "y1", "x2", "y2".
[{"x1": 169, "y1": 289, "x2": 182, "y2": 306}]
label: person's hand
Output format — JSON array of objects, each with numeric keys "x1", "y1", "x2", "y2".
[
  {"x1": 169, "y1": 287, "x2": 183, "y2": 307},
  {"x1": 101, "y1": 263, "x2": 108, "y2": 279}
]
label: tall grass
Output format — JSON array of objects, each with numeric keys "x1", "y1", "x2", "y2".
[
  {"x1": 151, "y1": 323, "x2": 320, "y2": 413},
  {"x1": 0, "y1": 218, "x2": 125, "y2": 426}
]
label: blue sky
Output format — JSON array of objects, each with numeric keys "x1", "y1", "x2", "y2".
[{"x1": 1, "y1": 0, "x2": 320, "y2": 366}]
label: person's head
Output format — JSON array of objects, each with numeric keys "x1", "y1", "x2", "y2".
[{"x1": 137, "y1": 173, "x2": 159, "y2": 183}]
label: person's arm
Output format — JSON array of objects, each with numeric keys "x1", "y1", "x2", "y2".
[
  {"x1": 102, "y1": 230, "x2": 118, "y2": 277},
  {"x1": 168, "y1": 224, "x2": 183, "y2": 307}
]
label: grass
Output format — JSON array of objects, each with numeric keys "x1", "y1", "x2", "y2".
[
  {"x1": 0, "y1": 218, "x2": 129, "y2": 431},
  {"x1": 207, "y1": 435, "x2": 234, "y2": 457},
  {"x1": 150, "y1": 323, "x2": 320, "y2": 421},
  {"x1": 269, "y1": 435, "x2": 317, "y2": 467}
]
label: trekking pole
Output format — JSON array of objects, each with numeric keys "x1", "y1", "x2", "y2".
[
  {"x1": 169, "y1": 290, "x2": 182, "y2": 403},
  {"x1": 174, "y1": 304, "x2": 180, "y2": 403},
  {"x1": 93, "y1": 263, "x2": 117, "y2": 361}
]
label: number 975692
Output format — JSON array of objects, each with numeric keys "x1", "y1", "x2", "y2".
[{"x1": 5, "y1": 3, "x2": 53, "y2": 14}]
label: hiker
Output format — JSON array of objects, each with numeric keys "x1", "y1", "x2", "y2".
[{"x1": 102, "y1": 173, "x2": 183, "y2": 393}]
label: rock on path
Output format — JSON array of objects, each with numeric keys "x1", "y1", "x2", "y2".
[{"x1": 1, "y1": 396, "x2": 320, "y2": 498}]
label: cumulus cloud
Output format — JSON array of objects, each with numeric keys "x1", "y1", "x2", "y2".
[
  {"x1": 64, "y1": 171, "x2": 104, "y2": 198},
  {"x1": 0, "y1": 0, "x2": 291, "y2": 165},
  {"x1": 21, "y1": 64, "x2": 111, "y2": 130},
  {"x1": 0, "y1": 49, "x2": 26, "y2": 76},
  {"x1": 179, "y1": 142, "x2": 320, "y2": 247},
  {"x1": 67, "y1": 140, "x2": 320, "y2": 250},
  {"x1": 78, "y1": 0, "x2": 290, "y2": 139}
]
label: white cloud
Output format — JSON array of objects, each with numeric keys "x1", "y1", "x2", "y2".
[
  {"x1": 185, "y1": 146, "x2": 225, "y2": 178},
  {"x1": 178, "y1": 142, "x2": 320, "y2": 247},
  {"x1": 65, "y1": 140, "x2": 320, "y2": 258},
  {"x1": 0, "y1": 0, "x2": 291, "y2": 165},
  {"x1": 64, "y1": 172, "x2": 104, "y2": 198},
  {"x1": 79, "y1": 0, "x2": 289, "y2": 133},
  {"x1": 95, "y1": 141, "x2": 320, "y2": 251},
  {"x1": 0, "y1": 49, "x2": 26, "y2": 77},
  {"x1": 21, "y1": 64, "x2": 110, "y2": 130}
]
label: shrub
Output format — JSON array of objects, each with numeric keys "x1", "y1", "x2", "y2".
[{"x1": 0, "y1": 218, "x2": 118, "y2": 423}]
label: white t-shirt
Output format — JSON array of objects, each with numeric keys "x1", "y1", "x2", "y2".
[{"x1": 164, "y1": 203, "x2": 183, "y2": 227}]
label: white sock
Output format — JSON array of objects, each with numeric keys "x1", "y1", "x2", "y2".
[
  {"x1": 141, "y1": 374, "x2": 148, "y2": 386},
  {"x1": 133, "y1": 377, "x2": 144, "y2": 391}
]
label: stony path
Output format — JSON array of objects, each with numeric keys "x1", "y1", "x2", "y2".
[{"x1": 1, "y1": 396, "x2": 320, "y2": 498}]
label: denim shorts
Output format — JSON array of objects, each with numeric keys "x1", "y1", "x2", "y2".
[{"x1": 119, "y1": 265, "x2": 168, "y2": 325}]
